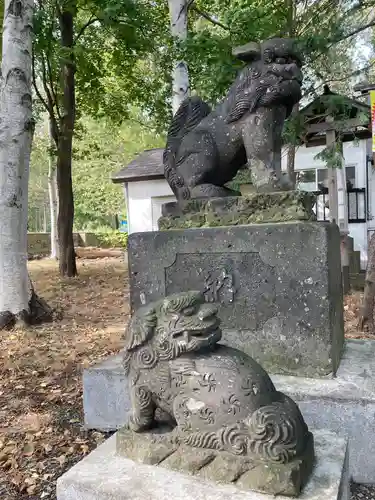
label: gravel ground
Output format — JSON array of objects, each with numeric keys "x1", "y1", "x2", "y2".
[{"x1": 352, "y1": 483, "x2": 375, "y2": 499}]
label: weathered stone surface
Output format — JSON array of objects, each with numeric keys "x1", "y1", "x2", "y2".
[
  {"x1": 56, "y1": 430, "x2": 349, "y2": 500},
  {"x1": 159, "y1": 445, "x2": 216, "y2": 474},
  {"x1": 115, "y1": 427, "x2": 314, "y2": 497},
  {"x1": 127, "y1": 222, "x2": 344, "y2": 377},
  {"x1": 198, "y1": 452, "x2": 253, "y2": 483},
  {"x1": 158, "y1": 192, "x2": 316, "y2": 230},
  {"x1": 81, "y1": 340, "x2": 375, "y2": 484},
  {"x1": 116, "y1": 426, "x2": 177, "y2": 465},
  {"x1": 236, "y1": 433, "x2": 314, "y2": 496}
]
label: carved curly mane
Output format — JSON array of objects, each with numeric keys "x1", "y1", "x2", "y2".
[
  {"x1": 123, "y1": 291, "x2": 205, "y2": 376},
  {"x1": 225, "y1": 65, "x2": 266, "y2": 123},
  {"x1": 123, "y1": 304, "x2": 157, "y2": 375}
]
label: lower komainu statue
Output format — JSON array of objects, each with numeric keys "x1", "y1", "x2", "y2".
[{"x1": 121, "y1": 291, "x2": 315, "y2": 496}]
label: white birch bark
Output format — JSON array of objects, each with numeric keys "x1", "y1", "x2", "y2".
[
  {"x1": 48, "y1": 119, "x2": 58, "y2": 259},
  {"x1": 168, "y1": 0, "x2": 189, "y2": 115},
  {"x1": 0, "y1": 0, "x2": 34, "y2": 316}
]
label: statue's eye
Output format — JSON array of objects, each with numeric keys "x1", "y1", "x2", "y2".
[
  {"x1": 182, "y1": 306, "x2": 196, "y2": 316},
  {"x1": 275, "y1": 57, "x2": 286, "y2": 64}
]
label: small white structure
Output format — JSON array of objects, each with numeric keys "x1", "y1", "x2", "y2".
[
  {"x1": 112, "y1": 148, "x2": 174, "y2": 233},
  {"x1": 112, "y1": 95, "x2": 373, "y2": 269}
]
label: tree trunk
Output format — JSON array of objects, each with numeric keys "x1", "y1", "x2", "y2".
[
  {"x1": 358, "y1": 232, "x2": 375, "y2": 332},
  {"x1": 57, "y1": 137, "x2": 76, "y2": 276},
  {"x1": 48, "y1": 118, "x2": 58, "y2": 259},
  {"x1": 286, "y1": 103, "x2": 298, "y2": 188},
  {"x1": 0, "y1": 0, "x2": 52, "y2": 329},
  {"x1": 57, "y1": 6, "x2": 77, "y2": 277},
  {"x1": 168, "y1": 0, "x2": 189, "y2": 115},
  {"x1": 43, "y1": 203, "x2": 47, "y2": 232},
  {"x1": 286, "y1": 144, "x2": 296, "y2": 188}
]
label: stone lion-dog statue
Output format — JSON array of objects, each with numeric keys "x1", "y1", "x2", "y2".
[
  {"x1": 163, "y1": 38, "x2": 303, "y2": 200},
  {"x1": 123, "y1": 290, "x2": 313, "y2": 464}
]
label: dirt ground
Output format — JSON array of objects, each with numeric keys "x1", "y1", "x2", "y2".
[
  {"x1": 0, "y1": 256, "x2": 128, "y2": 499},
  {"x1": 0, "y1": 257, "x2": 372, "y2": 499}
]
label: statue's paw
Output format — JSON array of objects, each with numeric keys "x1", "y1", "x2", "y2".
[
  {"x1": 278, "y1": 172, "x2": 294, "y2": 191},
  {"x1": 128, "y1": 416, "x2": 146, "y2": 433}
]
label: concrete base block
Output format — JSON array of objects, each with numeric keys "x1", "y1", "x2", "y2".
[
  {"x1": 83, "y1": 355, "x2": 131, "y2": 431},
  {"x1": 272, "y1": 339, "x2": 375, "y2": 484},
  {"x1": 82, "y1": 339, "x2": 375, "y2": 484},
  {"x1": 56, "y1": 430, "x2": 349, "y2": 500}
]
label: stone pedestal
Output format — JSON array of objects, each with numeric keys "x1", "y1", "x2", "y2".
[
  {"x1": 128, "y1": 221, "x2": 344, "y2": 377},
  {"x1": 56, "y1": 430, "x2": 349, "y2": 500},
  {"x1": 82, "y1": 339, "x2": 375, "y2": 484},
  {"x1": 115, "y1": 427, "x2": 315, "y2": 497}
]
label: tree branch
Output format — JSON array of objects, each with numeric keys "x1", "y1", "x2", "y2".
[
  {"x1": 74, "y1": 15, "x2": 99, "y2": 43},
  {"x1": 312, "y1": 60, "x2": 375, "y2": 92},
  {"x1": 332, "y1": 18, "x2": 375, "y2": 44},
  {"x1": 41, "y1": 52, "x2": 56, "y2": 110},
  {"x1": 32, "y1": 49, "x2": 49, "y2": 112},
  {"x1": 192, "y1": 6, "x2": 229, "y2": 30},
  {"x1": 178, "y1": 0, "x2": 195, "y2": 21},
  {"x1": 32, "y1": 49, "x2": 60, "y2": 144},
  {"x1": 46, "y1": 54, "x2": 61, "y2": 121},
  {"x1": 41, "y1": 51, "x2": 60, "y2": 142}
]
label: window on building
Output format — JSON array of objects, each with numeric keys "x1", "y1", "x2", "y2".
[
  {"x1": 296, "y1": 169, "x2": 316, "y2": 191},
  {"x1": 317, "y1": 169, "x2": 328, "y2": 189},
  {"x1": 296, "y1": 165, "x2": 357, "y2": 193},
  {"x1": 345, "y1": 166, "x2": 356, "y2": 189}
]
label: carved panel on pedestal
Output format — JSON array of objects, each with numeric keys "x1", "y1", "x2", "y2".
[{"x1": 165, "y1": 252, "x2": 276, "y2": 330}]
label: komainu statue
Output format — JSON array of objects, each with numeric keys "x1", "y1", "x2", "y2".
[
  {"x1": 123, "y1": 291, "x2": 313, "y2": 468},
  {"x1": 163, "y1": 38, "x2": 303, "y2": 201}
]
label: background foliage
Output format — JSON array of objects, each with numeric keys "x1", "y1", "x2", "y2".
[
  {"x1": 29, "y1": 115, "x2": 163, "y2": 232},
  {"x1": 28, "y1": 0, "x2": 375, "y2": 235}
]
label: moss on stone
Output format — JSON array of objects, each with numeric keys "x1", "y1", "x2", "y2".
[{"x1": 158, "y1": 191, "x2": 316, "y2": 230}]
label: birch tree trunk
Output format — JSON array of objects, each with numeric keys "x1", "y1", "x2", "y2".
[
  {"x1": 0, "y1": 0, "x2": 34, "y2": 325},
  {"x1": 168, "y1": 0, "x2": 189, "y2": 115},
  {"x1": 48, "y1": 118, "x2": 58, "y2": 260},
  {"x1": 0, "y1": 0, "x2": 52, "y2": 329}
]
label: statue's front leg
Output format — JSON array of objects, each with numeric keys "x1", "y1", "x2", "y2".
[
  {"x1": 129, "y1": 385, "x2": 155, "y2": 432},
  {"x1": 242, "y1": 107, "x2": 293, "y2": 192}
]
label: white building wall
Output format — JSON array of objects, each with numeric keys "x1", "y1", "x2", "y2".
[
  {"x1": 367, "y1": 139, "x2": 375, "y2": 232},
  {"x1": 281, "y1": 141, "x2": 367, "y2": 186},
  {"x1": 282, "y1": 140, "x2": 369, "y2": 267},
  {"x1": 126, "y1": 179, "x2": 175, "y2": 234}
]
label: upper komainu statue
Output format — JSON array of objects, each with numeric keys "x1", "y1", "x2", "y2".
[
  {"x1": 163, "y1": 38, "x2": 303, "y2": 200},
  {"x1": 123, "y1": 291, "x2": 313, "y2": 472}
]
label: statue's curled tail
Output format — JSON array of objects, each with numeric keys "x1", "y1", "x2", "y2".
[
  {"x1": 183, "y1": 393, "x2": 310, "y2": 463},
  {"x1": 164, "y1": 96, "x2": 211, "y2": 200}
]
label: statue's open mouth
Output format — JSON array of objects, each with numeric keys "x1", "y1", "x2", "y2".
[
  {"x1": 192, "y1": 324, "x2": 221, "y2": 338},
  {"x1": 172, "y1": 321, "x2": 221, "y2": 343}
]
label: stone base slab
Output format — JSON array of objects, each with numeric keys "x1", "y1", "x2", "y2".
[
  {"x1": 56, "y1": 430, "x2": 349, "y2": 500},
  {"x1": 116, "y1": 427, "x2": 315, "y2": 497},
  {"x1": 83, "y1": 339, "x2": 375, "y2": 484},
  {"x1": 158, "y1": 192, "x2": 316, "y2": 230}
]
